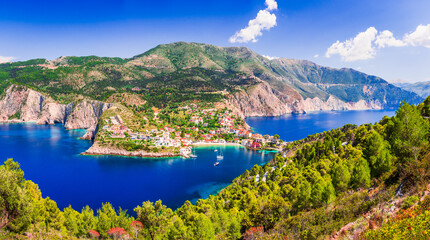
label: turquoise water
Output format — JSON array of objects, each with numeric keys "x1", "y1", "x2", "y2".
[
  {"x1": 245, "y1": 110, "x2": 396, "y2": 142},
  {"x1": 0, "y1": 124, "x2": 273, "y2": 212}
]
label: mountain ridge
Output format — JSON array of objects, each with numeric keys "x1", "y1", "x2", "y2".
[
  {"x1": 0, "y1": 42, "x2": 422, "y2": 118},
  {"x1": 394, "y1": 81, "x2": 430, "y2": 98}
]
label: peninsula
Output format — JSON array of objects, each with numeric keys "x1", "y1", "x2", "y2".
[{"x1": 0, "y1": 42, "x2": 422, "y2": 157}]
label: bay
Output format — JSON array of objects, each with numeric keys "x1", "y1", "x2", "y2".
[
  {"x1": 0, "y1": 109, "x2": 396, "y2": 213},
  {"x1": 245, "y1": 110, "x2": 396, "y2": 142},
  {"x1": 0, "y1": 123, "x2": 272, "y2": 212}
]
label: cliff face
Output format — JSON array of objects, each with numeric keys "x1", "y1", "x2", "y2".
[
  {"x1": 227, "y1": 83, "x2": 383, "y2": 118},
  {"x1": 0, "y1": 85, "x2": 67, "y2": 123},
  {"x1": 65, "y1": 101, "x2": 112, "y2": 139},
  {"x1": 0, "y1": 85, "x2": 111, "y2": 139},
  {"x1": 293, "y1": 96, "x2": 382, "y2": 113},
  {"x1": 227, "y1": 82, "x2": 292, "y2": 118}
]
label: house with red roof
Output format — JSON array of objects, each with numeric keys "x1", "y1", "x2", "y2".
[{"x1": 250, "y1": 142, "x2": 262, "y2": 149}]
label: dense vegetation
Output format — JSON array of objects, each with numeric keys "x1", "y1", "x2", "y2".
[
  {"x1": 0, "y1": 42, "x2": 422, "y2": 108},
  {"x1": 2, "y1": 97, "x2": 430, "y2": 239}
]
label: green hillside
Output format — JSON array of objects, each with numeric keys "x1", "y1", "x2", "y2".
[
  {"x1": 0, "y1": 42, "x2": 422, "y2": 108},
  {"x1": 2, "y1": 98, "x2": 430, "y2": 239}
]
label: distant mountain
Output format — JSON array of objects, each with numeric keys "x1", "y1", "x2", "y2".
[
  {"x1": 393, "y1": 81, "x2": 430, "y2": 98},
  {"x1": 0, "y1": 42, "x2": 422, "y2": 117}
]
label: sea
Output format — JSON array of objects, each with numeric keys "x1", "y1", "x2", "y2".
[{"x1": 0, "y1": 109, "x2": 395, "y2": 213}]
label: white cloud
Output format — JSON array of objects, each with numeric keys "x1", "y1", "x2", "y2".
[
  {"x1": 325, "y1": 25, "x2": 430, "y2": 62},
  {"x1": 375, "y1": 30, "x2": 406, "y2": 48},
  {"x1": 325, "y1": 27, "x2": 378, "y2": 62},
  {"x1": 229, "y1": 0, "x2": 278, "y2": 43},
  {"x1": 404, "y1": 24, "x2": 430, "y2": 48},
  {"x1": 314, "y1": 54, "x2": 319, "y2": 58},
  {"x1": 0, "y1": 56, "x2": 16, "y2": 63},
  {"x1": 265, "y1": 0, "x2": 278, "y2": 11},
  {"x1": 263, "y1": 55, "x2": 279, "y2": 60}
]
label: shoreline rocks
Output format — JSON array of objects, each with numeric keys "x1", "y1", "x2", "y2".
[{"x1": 83, "y1": 143, "x2": 182, "y2": 158}]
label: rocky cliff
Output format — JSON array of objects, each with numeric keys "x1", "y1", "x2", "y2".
[
  {"x1": 227, "y1": 82, "x2": 292, "y2": 118},
  {"x1": 65, "y1": 101, "x2": 112, "y2": 139},
  {"x1": 227, "y1": 82, "x2": 383, "y2": 118},
  {"x1": 0, "y1": 85, "x2": 68, "y2": 124},
  {"x1": 0, "y1": 85, "x2": 111, "y2": 139}
]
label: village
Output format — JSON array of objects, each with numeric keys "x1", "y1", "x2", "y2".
[{"x1": 97, "y1": 104, "x2": 287, "y2": 157}]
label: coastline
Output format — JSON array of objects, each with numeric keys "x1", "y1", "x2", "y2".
[
  {"x1": 82, "y1": 144, "x2": 183, "y2": 158},
  {"x1": 83, "y1": 142, "x2": 244, "y2": 158},
  {"x1": 191, "y1": 142, "x2": 242, "y2": 147},
  {"x1": 0, "y1": 120, "x2": 38, "y2": 124}
]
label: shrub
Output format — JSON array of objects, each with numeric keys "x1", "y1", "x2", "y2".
[{"x1": 401, "y1": 196, "x2": 419, "y2": 209}]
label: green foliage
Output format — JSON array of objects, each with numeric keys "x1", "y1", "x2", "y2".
[
  {"x1": 96, "y1": 203, "x2": 132, "y2": 238},
  {"x1": 166, "y1": 216, "x2": 187, "y2": 240},
  {"x1": 331, "y1": 161, "x2": 351, "y2": 192},
  {"x1": 3, "y1": 97, "x2": 430, "y2": 239},
  {"x1": 401, "y1": 196, "x2": 419, "y2": 210},
  {"x1": 189, "y1": 213, "x2": 215, "y2": 240},
  {"x1": 351, "y1": 158, "x2": 371, "y2": 189},
  {"x1": 419, "y1": 96, "x2": 430, "y2": 117},
  {"x1": 134, "y1": 200, "x2": 173, "y2": 240},
  {"x1": 389, "y1": 101, "x2": 429, "y2": 164},
  {"x1": 363, "y1": 131, "x2": 394, "y2": 178},
  {"x1": 42, "y1": 197, "x2": 64, "y2": 231},
  {"x1": 8, "y1": 112, "x2": 21, "y2": 120},
  {"x1": 0, "y1": 159, "x2": 31, "y2": 232}
]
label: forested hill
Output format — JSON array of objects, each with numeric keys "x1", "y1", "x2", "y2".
[
  {"x1": 0, "y1": 42, "x2": 422, "y2": 111},
  {"x1": 2, "y1": 97, "x2": 430, "y2": 239}
]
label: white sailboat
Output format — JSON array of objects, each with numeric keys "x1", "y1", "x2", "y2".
[
  {"x1": 189, "y1": 148, "x2": 197, "y2": 158},
  {"x1": 216, "y1": 149, "x2": 224, "y2": 160}
]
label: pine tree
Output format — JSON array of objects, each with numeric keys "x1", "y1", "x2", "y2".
[{"x1": 390, "y1": 102, "x2": 429, "y2": 164}]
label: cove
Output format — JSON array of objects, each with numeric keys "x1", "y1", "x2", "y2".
[
  {"x1": 0, "y1": 123, "x2": 273, "y2": 212},
  {"x1": 245, "y1": 109, "x2": 396, "y2": 142}
]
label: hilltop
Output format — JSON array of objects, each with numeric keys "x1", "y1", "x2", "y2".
[{"x1": 0, "y1": 42, "x2": 422, "y2": 117}]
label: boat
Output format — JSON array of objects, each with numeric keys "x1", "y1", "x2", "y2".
[
  {"x1": 214, "y1": 149, "x2": 218, "y2": 152},
  {"x1": 180, "y1": 147, "x2": 192, "y2": 157},
  {"x1": 216, "y1": 150, "x2": 224, "y2": 160},
  {"x1": 189, "y1": 148, "x2": 197, "y2": 158},
  {"x1": 214, "y1": 162, "x2": 220, "y2": 166}
]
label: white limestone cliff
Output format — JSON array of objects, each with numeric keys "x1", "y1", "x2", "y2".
[{"x1": 0, "y1": 85, "x2": 111, "y2": 140}]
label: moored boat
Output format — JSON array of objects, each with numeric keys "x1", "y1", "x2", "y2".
[
  {"x1": 189, "y1": 148, "x2": 197, "y2": 158},
  {"x1": 216, "y1": 150, "x2": 224, "y2": 160}
]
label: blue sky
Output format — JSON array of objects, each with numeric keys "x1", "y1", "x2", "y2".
[{"x1": 1, "y1": 0, "x2": 429, "y2": 82}]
